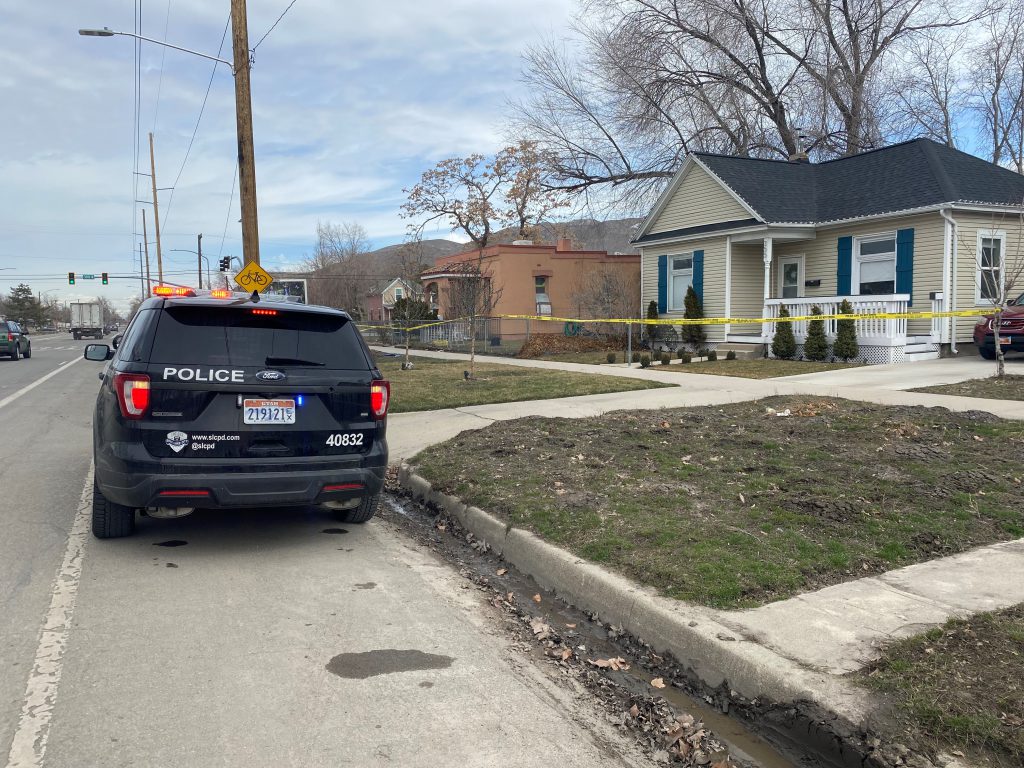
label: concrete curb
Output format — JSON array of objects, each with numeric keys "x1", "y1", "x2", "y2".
[{"x1": 398, "y1": 463, "x2": 874, "y2": 725}]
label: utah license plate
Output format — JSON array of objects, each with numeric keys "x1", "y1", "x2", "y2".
[
  {"x1": 243, "y1": 398, "x2": 296, "y2": 424},
  {"x1": 999, "y1": 337, "x2": 1012, "y2": 345}
]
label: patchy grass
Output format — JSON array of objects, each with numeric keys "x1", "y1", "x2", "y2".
[
  {"x1": 861, "y1": 606, "x2": 1024, "y2": 766},
  {"x1": 521, "y1": 351, "x2": 625, "y2": 365},
  {"x1": 412, "y1": 397, "x2": 1024, "y2": 608},
  {"x1": 672, "y1": 359, "x2": 861, "y2": 379},
  {"x1": 911, "y1": 375, "x2": 1024, "y2": 401},
  {"x1": 375, "y1": 356, "x2": 668, "y2": 413}
]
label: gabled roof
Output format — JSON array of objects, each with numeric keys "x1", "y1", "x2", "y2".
[{"x1": 636, "y1": 139, "x2": 1024, "y2": 242}]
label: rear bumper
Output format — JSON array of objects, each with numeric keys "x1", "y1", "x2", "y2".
[
  {"x1": 96, "y1": 444, "x2": 388, "y2": 509},
  {"x1": 974, "y1": 330, "x2": 1024, "y2": 355}
]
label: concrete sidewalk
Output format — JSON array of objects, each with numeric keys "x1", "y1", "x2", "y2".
[{"x1": 385, "y1": 344, "x2": 1023, "y2": 762}]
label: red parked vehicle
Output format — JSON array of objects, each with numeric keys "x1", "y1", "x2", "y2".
[{"x1": 974, "y1": 292, "x2": 1024, "y2": 360}]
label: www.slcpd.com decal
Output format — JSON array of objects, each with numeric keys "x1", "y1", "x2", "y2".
[{"x1": 165, "y1": 431, "x2": 189, "y2": 453}]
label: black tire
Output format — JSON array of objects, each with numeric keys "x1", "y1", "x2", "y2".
[
  {"x1": 980, "y1": 346, "x2": 997, "y2": 360},
  {"x1": 10, "y1": 343, "x2": 19, "y2": 361},
  {"x1": 339, "y1": 493, "x2": 380, "y2": 524},
  {"x1": 92, "y1": 480, "x2": 136, "y2": 538},
  {"x1": 23, "y1": 343, "x2": 30, "y2": 359}
]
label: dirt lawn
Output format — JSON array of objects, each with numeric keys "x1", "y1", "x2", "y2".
[
  {"x1": 412, "y1": 396, "x2": 1024, "y2": 608},
  {"x1": 911, "y1": 374, "x2": 1024, "y2": 401}
]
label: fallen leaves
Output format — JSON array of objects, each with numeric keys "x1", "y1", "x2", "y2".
[
  {"x1": 587, "y1": 656, "x2": 630, "y2": 671},
  {"x1": 496, "y1": 568, "x2": 508, "y2": 576},
  {"x1": 532, "y1": 593, "x2": 542, "y2": 604},
  {"x1": 650, "y1": 677, "x2": 666, "y2": 689}
]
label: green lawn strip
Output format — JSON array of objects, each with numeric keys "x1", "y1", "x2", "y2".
[
  {"x1": 374, "y1": 357, "x2": 669, "y2": 413},
  {"x1": 860, "y1": 606, "x2": 1024, "y2": 765},
  {"x1": 910, "y1": 375, "x2": 1024, "y2": 401},
  {"x1": 669, "y1": 359, "x2": 861, "y2": 379},
  {"x1": 411, "y1": 397, "x2": 1024, "y2": 609}
]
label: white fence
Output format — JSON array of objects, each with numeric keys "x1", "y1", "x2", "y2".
[{"x1": 764, "y1": 294, "x2": 910, "y2": 346}]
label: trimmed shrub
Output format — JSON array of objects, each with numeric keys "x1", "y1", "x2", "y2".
[
  {"x1": 726, "y1": 350, "x2": 736, "y2": 360},
  {"x1": 681, "y1": 287, "x2": 707, "y2": 350},
  {"x1": 660, "y1": 351, "x2": 671, "y2": 365},
  {"x1": 679, "y1": 352, "x2": 692, "y2": 363},
  {"x1": 771, "y1": 307, "x2": 797, "y2": 359},
  {"x1": 606, "y1": 351, "x2": 617, "y2": 364},
  {"x1": 639, "y1": 353, "x2": 651, "y2": 368},
  {"x1": 645, "y1": 300, "x2": 663, "y2": 346},
  {"x1": 834, "y1": 299, "x2": 860, "y2": 361},
  {"x1": 706, "y1": 350, "x2": 718, "y2": 361},
  {"x1": 803, "y1": 305, "x2": 829, "y2": 361}
]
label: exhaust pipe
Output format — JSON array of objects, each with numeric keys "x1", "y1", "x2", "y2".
[{"x1": 145, "y1": 506, "x2": 195, "y2": 519}]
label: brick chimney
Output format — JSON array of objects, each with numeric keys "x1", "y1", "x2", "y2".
[{"x1": 555, "y1": 237, "x2": 573, "y2": 252}]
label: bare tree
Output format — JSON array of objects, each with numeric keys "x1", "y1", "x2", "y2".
[
  {"x1": 969, "y1": 1, "x2": 1024, "y2": 171},
  {"x1": 443, "y1": 255, "x2": 503, "y2": 378},
  {"x1": 570, "y1": 266, "x2": 639, "y2": 326},
  {"x1": 511, "y1": 0, "x2": 989, "y2": 207},
  {"x1": 401, "y1": 143, "x2": 570, "y2": 246},
  {"x1": 959, "y1": 209, "x2": 1024, "y2": 377},
  {"x1": 302, "y1": 220, "x2": 370, "y2": 272},
  {"x1": 891, "y1": 31, "x2": 968, "y2": 146},
  {"x1": 302, "y1": 220, "x2": 373, "y2": 318}
]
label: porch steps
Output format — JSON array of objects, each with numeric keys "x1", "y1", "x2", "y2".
[
  {"x1": 905, "y1": 338, "x2": 940, "y2": 362},
  {"x1": 715, "y1": 342, "x2": 766, "y2": 360}
]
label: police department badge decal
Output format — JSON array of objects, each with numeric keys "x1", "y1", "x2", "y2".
[{"x1": 165, "y1": 431, "x2": 189, "y2": 453}]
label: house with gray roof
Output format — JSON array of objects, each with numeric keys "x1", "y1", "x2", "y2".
[{"x1": 632, "y1": 138, "x2": 1024, "y2": 363}]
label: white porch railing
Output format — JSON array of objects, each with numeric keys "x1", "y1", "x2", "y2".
[
  {"x1": 930, "y1": 293, "x2": 944, "y2": 342},
  {"x1": 764, "y1": 295, "x2": 910, "y2": 346}
]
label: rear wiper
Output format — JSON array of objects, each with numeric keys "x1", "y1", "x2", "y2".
[{"x1": 265, "y1": 356, "x2": 325, "y2": 367}]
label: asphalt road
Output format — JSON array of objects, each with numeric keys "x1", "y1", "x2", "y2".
[{"x1": 0, "y1": 338, "x2": 645, "y2": 768}]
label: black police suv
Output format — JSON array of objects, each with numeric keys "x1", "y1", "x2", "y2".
[{"x1": 84, "y1": 290, "x2": 389, "y2": 538}]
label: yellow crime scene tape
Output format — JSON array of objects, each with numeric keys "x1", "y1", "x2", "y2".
[{"x1": 358, "y1": 308, "x2": 993, "y2": 334}]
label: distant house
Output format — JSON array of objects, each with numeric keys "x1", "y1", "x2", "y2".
[
  {"x1": 420, "y1": 239, "x2": 640, "y2": 342},
  {"x1": 632, "y1": 138, "x2": 1024, "y2": 363},
  {"x1": 365, "y1": 278, "x2": 420, "y2": 323}
]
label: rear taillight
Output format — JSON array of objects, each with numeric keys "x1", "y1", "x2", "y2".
[
  {"x1": 6, "y1": 334, "x2": 12, "y2": 342},
  {"x1": 370, "y1": 380, "x2": 390, "y2": 420},
  {"x1": 113, "y1": 373, "x2": 151, "y2": 419}
]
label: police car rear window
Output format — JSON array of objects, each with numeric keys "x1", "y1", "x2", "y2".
[{"x1": 148, "y1": 306, "x2": 370, "y2": 369}]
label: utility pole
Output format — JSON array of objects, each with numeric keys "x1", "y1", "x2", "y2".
[
  {"x1": 231, "y1": 0, "x2": 261, "y2": 266},
  {"x1": 138, "y1": 243, "x2": 145, "y2": 297},
  {"x1": 197, "y1": 233, "x2": 204, "y2": 289},
  {"x1": 142, "y1": 208, "x2": 152, "y2": 296},
  {"x1": 148, "y1": 132, "x2": 164, "y2": 282}
]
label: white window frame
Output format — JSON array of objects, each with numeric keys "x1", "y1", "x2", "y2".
[
  {"x1": 777, "y1": 254, "x2": 805, "y2": 299},
  {"x1": 852, "y1": 232, "x2": 897, "y2": 296},
  {"x1": 975, "y1": 229, "x2": 1006, "y2": 305},
  {"x1": 668, "y1": 253, "x2": 693, "y2": 311},
  {"x1": 394, "y1": 285, "x2": 404, "y2": 300}
]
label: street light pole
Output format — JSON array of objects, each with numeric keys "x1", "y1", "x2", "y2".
[
  {"x1": 230, "y1": 0, "x2": 261, "y2": 267},
  {"x1": 197, "y1": 233, "x2": 204, "y2": 289}
]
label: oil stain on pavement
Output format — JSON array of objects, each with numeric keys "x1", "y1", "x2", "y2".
[
  {"x1": 353, "y1": 582, "x2": 376, "y2": 590},
  {"x1": 153, "y1": 540, "x2": 188, "y2": 547},
  {"x1": 321, "y1": 528, "x2": 349, "y2": 535},
  {"x1": 325, "y1": 650, "x2": 454, "y2": 679}
]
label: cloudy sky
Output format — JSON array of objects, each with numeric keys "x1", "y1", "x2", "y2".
[{"x1": 0, "y1": 0, "x2": 577, "y2": 312}]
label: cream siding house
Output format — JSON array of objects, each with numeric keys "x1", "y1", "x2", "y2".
[{"x1": 633, "y1": 138, "x2": 1024, "y2": 363}]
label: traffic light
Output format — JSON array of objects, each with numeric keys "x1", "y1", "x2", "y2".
[
  {"x1": 219, "y1": 257, "x2": 230, "y2": 272},
  {"x1": 101, "y1": 272, "x2": 109, "y2": 285},
  {"x1": 68, "y1": 272, "x2": 75, "y2": 285}
]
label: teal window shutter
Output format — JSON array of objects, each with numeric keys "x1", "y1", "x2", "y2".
[
  {"x1": 837, "y1": 236, "x2": 853, "y2": 295},
  {"x1": 692, "y1": 250, "x2": 704, "y2": 303},
  {"x1": 657, "y1": 255, "x2": 667, "y2": 313},
  {"x1": 896, "y1": 228, "x2": 914, "y2": 305}
]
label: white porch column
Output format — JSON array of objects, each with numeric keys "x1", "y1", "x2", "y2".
[
  {"x1": 761, "y1": 237, "x2": 773, "y2": 338},
  {"x1": 724, "y1": 236, "x2": 732, "y2": 338}
]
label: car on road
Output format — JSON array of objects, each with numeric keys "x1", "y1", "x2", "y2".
[
  {"x1": 83, "y1": 288, "x2": 390, "y2": 538},
  {"x1": 974, "y1": 291, "x2": 1024, "y2": 360},
  {"x1": 1, "y1": 320, "x2": 32, "y2": 360}
]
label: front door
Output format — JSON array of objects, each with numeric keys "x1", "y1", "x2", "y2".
[{"x1": 779, "y1": 256, "x2": 803, "y2": 299}]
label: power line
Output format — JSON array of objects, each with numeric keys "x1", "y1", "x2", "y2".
[
  {"x1": 253, "y1": 0, "x2": 299, "y2": 51},
  {"x1": 161, "y1": 15, "x2": 232, "y2": 230},
  {"x1": 151, "y1": 0, "x2": 173, "y2": 132},
  {"x1": 218, "y1": 161, "x2": 239, "y2": 260}
]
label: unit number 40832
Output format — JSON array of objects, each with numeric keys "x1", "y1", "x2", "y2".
[{"x1": 326, "y1": 432, "x2": 364, "y2": 447}]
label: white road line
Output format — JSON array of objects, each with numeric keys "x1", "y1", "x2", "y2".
[
  {"x1": 5, "y1": 464, "x2": 93, "y2": 768},
  {"x1": 0, "y1": 358, "x2": 81, "y2": 412}
]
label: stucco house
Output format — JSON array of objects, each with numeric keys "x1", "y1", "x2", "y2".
[
  {"x1": 420, "y1": 239, "x2": 640, "y2": 343},
  {"x1": 633, "y1": 138, "x2": 1024, "y2": 363},
  {"x1": 365, "y1": 278, "x2": 420, "y2": 323}
]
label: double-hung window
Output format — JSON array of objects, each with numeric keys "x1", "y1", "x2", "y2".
[
  {"x1": 854, "y1": 235, "x2": 896, "y2": 296},
  {"x1": 977, "y1": 231, "x2": 1005, "y2": 304},
  {"x1": 535, "y1": 276, "x2": 551, "y2": 315},
  {"x1": 394, "y1": 286, "x2": 404, "y2": 300},
  {"x1": 669, "y1": 254, "x2": 693, "y2": 311}
]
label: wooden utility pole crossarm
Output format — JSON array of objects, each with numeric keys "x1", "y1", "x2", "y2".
[{"x1": 231, "y1": 0, "x2": 261, "y2": 266}]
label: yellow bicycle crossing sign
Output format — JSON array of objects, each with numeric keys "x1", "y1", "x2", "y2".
[{"x1": 233, "y1": 261, "x2": 274, "y2": 293}]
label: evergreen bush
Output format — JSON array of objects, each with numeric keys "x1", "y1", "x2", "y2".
[
  {"x1": 833, "y1": 299, "x2": 860, "y2": 361},
  {"x1": 606, "y1": 351, "x2": 617, "y2": 364},
  {"x1": 681, "y1": 287, "x2": 707, "y2": 350},
  {"x1": 771, "y1": 307, "x2": 797, "y2": 359},
  {"x1": 707, "y1": 350, "x2": 718, "y2": 361},
  {"x1": 639, "y1": 353, "x2": 651, "y2": 368},
  {"x1": 660, "y1": 351, "x2": 671, "y2": 365},
  {"x1": 679, "y1": 352, "x2": 692, "y2": 363},
  {"x1": 726, "y1": 350, "x2": 736, "y2": 360},
  {"x1": 803, "y1": 305, "x2": 829, "y2": 361},
  {"x1": 645, "y1": 300, "x2": 662, "y2": 347}
]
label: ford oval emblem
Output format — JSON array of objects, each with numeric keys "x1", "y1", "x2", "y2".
[{"x1": 255, "y1": 369, "x2": 286, "y2": 382}]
